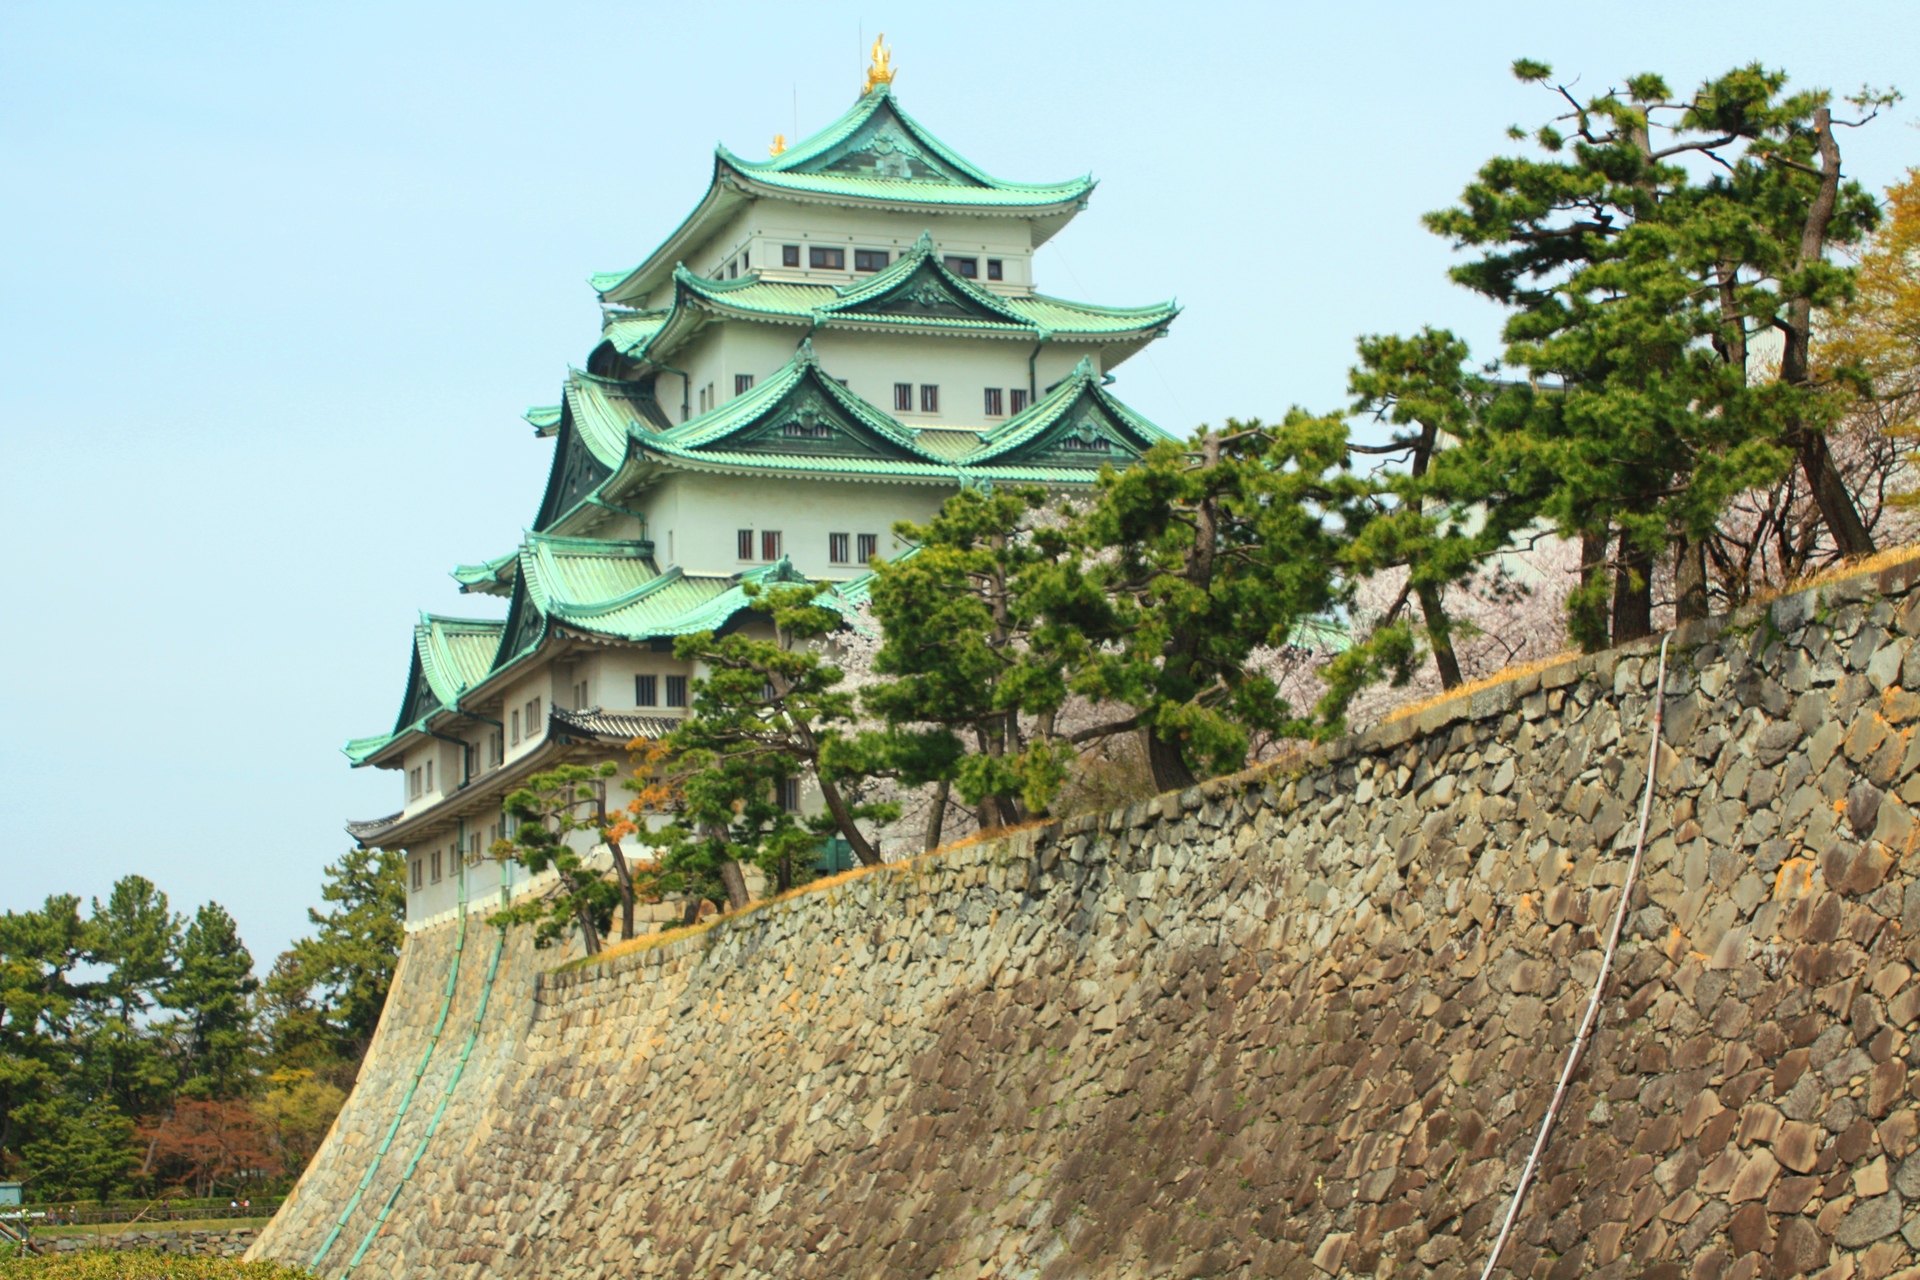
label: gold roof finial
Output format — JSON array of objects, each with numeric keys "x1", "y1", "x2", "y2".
[
  {"x1": 770, "y1": 133, "x2": 787, "y2": 157},
  {"x1": 863, "y1": 33, "x2": 894, "y2": 94}
]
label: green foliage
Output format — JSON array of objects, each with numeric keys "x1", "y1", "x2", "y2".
[
  {"x1": 1041, "y1": 414, "x2": 1373, "y2": 787},
  {"x1": 860, "y1": 486, "x2": 1067, "y2": 823},
  {"x1": 1424, "y1": 60, "x2": 1893, "y2": 642},
  {"x1": 9, "y1": 1099, "x2": 136, "y2": 1201},
  {"x1": 164, "y1": 905, "x2": 258, "y2": 1100}
]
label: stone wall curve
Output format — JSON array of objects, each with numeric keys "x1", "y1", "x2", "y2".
[{"x1": 253, "y1": 555, "x2": 1920, "y2": 1280}]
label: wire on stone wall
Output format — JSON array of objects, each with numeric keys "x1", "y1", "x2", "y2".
[
  {"x1": 1477, "y1": 633, "x2": 1671, "y2": 1280},
  {"x1": 310, "y1": 910, "x2": 467, "y2": 1273},
  {"x1": 341, "y1": 923, "x2": 508, "y2": 1276}
]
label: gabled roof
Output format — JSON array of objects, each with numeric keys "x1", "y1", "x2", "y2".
[
  {"x1": 531, "y1": 371, "x2": 670, "y2": 533},
  {"x1": 648, "y1": 339, "x2": 943, "y2": 460},
  {"x1": 592, "y1": 234, "x2": 1177, "y2": 373},
  {"x1": 594, "y1": 84, "x2": 1093, "y2": 307},
  {"x1": 964, "y1": 357, "x2": 1178, "y2": 468},
  {"x1": 346, "y1": 616, "x2": 506, "y2": 767}
]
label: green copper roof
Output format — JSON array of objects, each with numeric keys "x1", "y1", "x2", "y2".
[
  {"x1": 596, "y1": 342, "x2": 1177, "y2": 487},
  {"x1": 492, "y1": 537, "x2": 865, "y2": 673},
  {"x1": 346, "y1": 616, "x2": 506, "y2": 767},
  {"x1": 343, "y1": 733, "x2": 394, "y2": 766},
  {"x1": 524, "y1": 404, "x2": 562, "y2": 437},
  {"x1": 594, "y1": 85, "x2": 1092, "y2": 307},
  {"x1": 593, "y1": 235, "x2": 1176, "y2": 375},
  {"x1": 964, "y1": 357, "x2": 1178, "y2": 467},
  {"x1": 452, "y1": 551, "x2": 518, "y2": 596},
  {"x1": 722, "y1": 85, "x2": 1092, "y2": 208}
]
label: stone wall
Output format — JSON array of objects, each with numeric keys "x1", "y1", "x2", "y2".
[
  {"x1": 40, "y1": 1227, "x2": 257, "y2": 1257},
  {"x1": 254, "y1": 555, "x2": 1920, "y2": 1280}
]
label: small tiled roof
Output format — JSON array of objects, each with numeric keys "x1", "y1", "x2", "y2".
[
  {"x1": 345, "y1": 812, "x2": 402, "y2": 841},
  {"x1": 549, "y1": 707, "x2": 683, "y2": 744},
  {"x1": 451, "y1": 551, "x2": 518, "y2": 596}
]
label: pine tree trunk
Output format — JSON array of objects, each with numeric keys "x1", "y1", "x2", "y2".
[
  {"x1": 1415, "y1": 581, "x2": 1463, "y2": 689},
  {"x1": 1612, "y1": 546, "x2": 1653, "y2": 644},
  {"x1": 1572, "y1": 530, "x2": 1612, "y2": 652},
  {"x1": 718, "y1": 861, "x2": 751, "y2": 912},
  {"x1": 1798, "y1": 434, "x2": 1876, "y2": 558},
  {"x1": 922, "y1": 778, "x2": 950, "y2": 852},
  {"x1": 1674, "y1": 534, "x2": 1710, "y2": 625},
  {"x1": 816, "y1": 774, "x2": 882, "y2": 866},
  {"x1": 1142, "y1": 725, "x2": 1196, "y2": 794}
]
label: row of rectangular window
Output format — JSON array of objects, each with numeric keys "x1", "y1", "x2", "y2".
[
  {"x1": 890, "y1": 384, "x2": 1028, "y2": 417},
  {"x1": 828, "y1": 533, "x2": 880, "y2": 564},
  {"x1": 780, "y1": 245, "x2": 1003, "y2": 280},
  {"x1": 635, "y1": 674, "x2": 688, "y2": 707},
  {"x1": 736, "y1": 529, "x2": 877, "y2": 564}
]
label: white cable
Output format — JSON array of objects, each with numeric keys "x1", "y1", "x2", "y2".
[{"x1": 1478, "y1": 633, "x2": 1671, "y2": 1280}]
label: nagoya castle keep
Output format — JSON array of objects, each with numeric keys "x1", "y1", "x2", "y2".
[{"x1": 344, "y1": 44, "x2": 1181, "y2": 925}]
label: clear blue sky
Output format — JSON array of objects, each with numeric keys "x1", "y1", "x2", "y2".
[{"x1": 3, "y1": 0, "x2": 1915, "y2": 968}]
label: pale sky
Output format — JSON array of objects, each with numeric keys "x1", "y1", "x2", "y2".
[{"x1": 3, "y1": 0, "x2": 1915, "y2": 967}]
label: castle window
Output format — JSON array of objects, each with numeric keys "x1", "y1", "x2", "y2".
[
  {"x1": 573, "y1": 679, "x2": 590, "y2": 710},
  {"x1": 943, "y1": 256, "x2": 978, "y2": 278},
  {"x1": 809, "y1": 246, "x2": 845, "y2": 270},
  {"x1": 829, "y1": 533, "x2": 851, "y2": 564},
  {"x1": 510, "y1": 709, "x2": 520, "y2": 746},
  {"x1": 987, "y1": 259, "x2": 1003, "y2": 281},
  {"x1": 893, "y1": 383, "x2": 912, "y2": 412},
  {"x1": 782, "y1": 245, "x2": 799, "y2": 267},
  {"x1": 411, "y1": 858, "x2": 423, "y2": 891},
  {"x1": 920, "y1": 384, "x2": 939, "y2": 413},
  {"x1": 636, "y1": 674, "x2": 658, "y2": 706},
  {"x1": 425, "y1": 759, "x2": 433, "y2": 792},
  {"x1": 735, "y1": 373, "x2": 754, "y2": 396},
  {"x1": 742, "y1": 250, "x2": 749, "y2": 270},
  {"x1": 857, "y1": 534, "x2": 878, "y2": 563},
  {"x1": 984, "y1": 388, "x2": 1004, "y2": 416},
  {"x1": 1010, "y1": 389, "x2": 1029, "y2": 414},
  {"x1": 727, "y1": 261, "x2": 737, "y2": 279},
  {"x1": 665, "y1": 675, "x2": 688, "y2": 708},
  {"x1": 761, "y1": 530, "x2": 783, "y2": 561},
  {"x1": 525, "y1": 697, "x2": 542, "y2": 737},
  {"x1": 855, "y1": 249, "x2": 888, "y2": 272},
  {"x1": 430, "y1": 850, "x2": 442, "y2": 884},
  {"x1": 738, "y1": 529, "x2": 754, "y2": 560},
  {"x1": 779, "y1": 777, "x2": 801, "y2": 812}
]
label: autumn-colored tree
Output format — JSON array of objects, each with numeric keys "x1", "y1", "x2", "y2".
[
  {"x1": 251, "y1": 1068, "x2": 346, "y2": 1174},
  {"x1": 1825, "y1": 168, "x2": 1920, "y2": 488},
  {"x1": 136, "y1": 1098, "x2": 277, "y2": 1199}
]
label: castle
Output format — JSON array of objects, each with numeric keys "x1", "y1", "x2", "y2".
[{"x1": 343, "y1": 42, "x2": 1180, "y2": 926}]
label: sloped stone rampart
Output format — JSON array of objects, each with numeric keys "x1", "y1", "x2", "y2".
[{"x1": 256, "y1": 556, "x2": 1920, "y2": 1279}]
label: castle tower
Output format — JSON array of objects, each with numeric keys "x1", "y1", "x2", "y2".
[{"x1": 344, "y1": 50, "x2": 1181, "y2": 923}]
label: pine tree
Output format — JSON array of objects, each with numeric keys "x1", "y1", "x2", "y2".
[
  {"x1": 1425, "y1": 60, "x2": 1895, "y2": 645},
  {"x1": 1037, "y1": 414, "x2": 1372, "y2": 791},
  {"x1": 656, "y1": 581, "x2": 897, "y2": 903},
  {"x1": 164, "y1": 903, "x2": 259, "y2": 1099},
  {"x1": 859, "y1": 485, "x2": 1071, "y2": 834}
]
